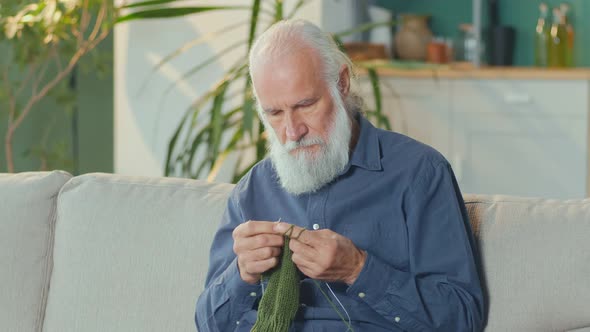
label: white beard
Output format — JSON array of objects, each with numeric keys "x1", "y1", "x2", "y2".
[{"x1": 264, "y1": 86, "x2": 352, "y2": 195}]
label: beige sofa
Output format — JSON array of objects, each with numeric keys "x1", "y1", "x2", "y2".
[{"x1": 1, "y1": 171, "x2": 589, "y2": 332}]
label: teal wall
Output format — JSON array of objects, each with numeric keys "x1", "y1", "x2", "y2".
[
  {"x1": 376, "y1": 0, "x2": 590, "y2": 67},
  {"x1": 0, "y1": 34, "x2": 113, "y2": 174}
]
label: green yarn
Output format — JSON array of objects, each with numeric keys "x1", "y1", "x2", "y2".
[
  {"x1": 250, "y1": 226, "x2": 354, "y2": 331},
  {"x1": 251, "y1": 226, "x2": 300, "y2": 332}
]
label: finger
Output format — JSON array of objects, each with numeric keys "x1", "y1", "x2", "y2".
[
  {"x1": 273, "y1": 222, "x2": 314, "y2": 246},
  {"x1": 233, "y1": 220, "x2": 280, "y2": 238},
  {"x1": 289, "y1": 237, "x2": 318, "y2": 258},
  {"x1": 247, "y1": 246, "x2": 282, "y2": 261},
  {"x1": 234, "y1": 234, "x2": 284, "y2": 253},
  {"x1": 291, "y1": 253, "x2": 321, "y2": 277},
  {"x1": 243, "y1": 257, "x2": 279, "y2": 275}
]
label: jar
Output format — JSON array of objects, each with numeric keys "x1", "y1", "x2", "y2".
[{"x1": 394, "y1": 14, "x2": 433, "y2": 61}]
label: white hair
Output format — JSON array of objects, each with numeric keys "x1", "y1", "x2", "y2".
[{"x1": 248, "y1": 19, "x2": 363, "y2": 118}]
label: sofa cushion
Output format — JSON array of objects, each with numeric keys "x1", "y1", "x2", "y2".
[
  {"x1": 0, "y1": 171, "x2": 72, "y2": 332},
  {"x1": 42, "y1": 173, "x2": 233, "y2": 332},
  {"x1": 464, "y1": 194, "x2": 590, "y2": 332}
]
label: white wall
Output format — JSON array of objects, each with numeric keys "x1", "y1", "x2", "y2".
[{"x1": 114, "y1": 0, "x2": 358, "y2": 180}]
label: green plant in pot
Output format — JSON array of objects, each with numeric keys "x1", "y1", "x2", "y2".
[
  {"x1": 117, "y1": 0, "x2": 393, "y2": 183},
  {"x1": 0, "y1": 0, "x2": 117, "y2": 173}
]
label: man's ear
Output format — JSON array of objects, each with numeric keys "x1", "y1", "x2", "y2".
[{"x1": 338, "y1": 64, "x2": 350, "y2": 97}]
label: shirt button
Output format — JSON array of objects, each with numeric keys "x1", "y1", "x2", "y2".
[
  {"x1": 312, "y1": 223, "x2": 320, "y2": 230},
  {"x1": 236, "y1": 321, "x2": 240, "y2": 325},
  {"x1": 249, "y1": 292, "x2": 257, "y2": 297},
  {"x1": 358, "y1": 292, "x2": 366, "y2": 298},
  {"x1": 394, "y1": 316, "x2": 401, "y2": 323}
]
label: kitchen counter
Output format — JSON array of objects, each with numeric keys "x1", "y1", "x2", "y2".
[{"x1": 357, "y1": 60, "x2": 590, "y2": 80}]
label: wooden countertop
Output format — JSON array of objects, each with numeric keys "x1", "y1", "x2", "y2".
[{"x1": 356, "y1": 60, "x2": 590, "y2": 80}]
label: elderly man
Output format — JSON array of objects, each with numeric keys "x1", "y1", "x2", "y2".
[{"x1": 195, "y1": 19, "x2": 485, "y2": 331}]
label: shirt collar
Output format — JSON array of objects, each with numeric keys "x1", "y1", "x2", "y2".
[{"x1": 348, "y1": 114, "x2": 382, "y2": 171}]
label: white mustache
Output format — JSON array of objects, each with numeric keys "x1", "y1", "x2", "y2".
[{"x1": 283, "y1": 136, "x2": 325, "y2": 152}]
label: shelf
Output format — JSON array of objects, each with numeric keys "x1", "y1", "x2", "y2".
[{"x1": 356, "y1": 60, "x2": 590, "y2": 80}]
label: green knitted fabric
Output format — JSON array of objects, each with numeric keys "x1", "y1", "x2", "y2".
[{"x1": 251, "y1": 227, "x2": 300, "y2": 332}]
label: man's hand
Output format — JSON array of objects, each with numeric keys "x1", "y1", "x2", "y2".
[
  {"x1": 274, "y1": 222, "x2": 367, "y2": 285},
  {"x1": 232, "y1": 220, "x2": 285, "y2": 284}
]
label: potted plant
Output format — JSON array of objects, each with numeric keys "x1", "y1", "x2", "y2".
[
  {"x1": 0, "y1": 0, "x2": 117, "y2": 172},
  {"x1": 117, "y1": 0, "x2": 393, "y2": 182}
]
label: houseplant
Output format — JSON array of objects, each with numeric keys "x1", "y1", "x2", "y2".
[
  {"x1": 0, "y1": 0, "x2": 117, "y2": 172},
  {"x1": 117, "y1": 0, "x2": 393, "y2": 182}
]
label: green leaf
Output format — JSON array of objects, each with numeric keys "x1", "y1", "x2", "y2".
[
  {"x1": 116, "y1": 6, "x2": 249, "y2": 24},
  {"x1": 165, "y1": 109, "x2": 191, "y2": 176},
  {"x1": 120, "y1": 0, "x2": 183, "y2": 9},
  {"x1": 334, "y1": 20, "x2": 395, "y2": 39},
  {"x1": 184, "y1": 128, "x2": 209, "y2": 175},
  {"x1": 246, "y1": 0, "x2": 261, "y2": 52},
  {"x1": 166, "y1": 62, "x2": 248, "y2": 177},
  {"x1": 367, "y1": 68, "x2": 381, "y2": 112},
  {"x1": 242, "y1": 86, "x2": 255, "y2": 138},
  {"x1": 273, "y1": 0, "x2": 283, "y2": 21},
  {"x1": 366, "y1": 67, "x2": 391, "y2": 131},
  {"x1": 332, "y1": 35, "x2": 345, "y2": 52},
  {"x1": 233, "y1": 157, "x2": 258, "y2": 183},
  {"x1": 207, "y1": 81, "x2": 230, "y2": 166},
  {"x1": 255, "y1": 119, "x2": 266, "y2": 160}
]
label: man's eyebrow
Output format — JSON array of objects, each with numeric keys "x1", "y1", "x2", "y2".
[
  {"x1": 292, "y1": 97, "x2": 318, "y2": 108},
  {"x1": 263, "y1": 97, "x2": 318, "y2": 113}
]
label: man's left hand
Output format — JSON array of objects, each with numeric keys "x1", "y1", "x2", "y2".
[{"x1": 274, "y1": 222, "x2": 367, "y2": 285}]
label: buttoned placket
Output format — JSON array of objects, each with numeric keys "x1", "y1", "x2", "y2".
[{"x1": 306, "y1": 187, "x2": 329, "y2": 231}]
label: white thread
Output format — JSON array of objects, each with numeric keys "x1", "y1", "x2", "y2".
[{"x1": 325, "y1": 282, "x2": 352, "y2": 331}]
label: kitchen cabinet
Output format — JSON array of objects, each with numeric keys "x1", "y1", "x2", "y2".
[{"x1": 361, "y1": 71, "x2": 590, "y2": 199}]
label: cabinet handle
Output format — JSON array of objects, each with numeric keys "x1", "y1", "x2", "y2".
[{"x1": 503, "y1": 93, "x2": 532, "y2": 104}]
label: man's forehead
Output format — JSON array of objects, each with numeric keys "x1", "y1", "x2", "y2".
[
  {"x1": 252, "y1": 45, "x2": 321, "y2": 80},
  {"x1": 254, "y1": 55, "x2": 324, "y2": 106}
]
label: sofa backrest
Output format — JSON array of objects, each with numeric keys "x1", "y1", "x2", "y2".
[
  {"x1": 3, "y1": 172, "x2": 589, "y2": 332},
  {"x1": 464, "y1": 194, "x2": 590, "y2": 332},
  {"x1": 41, "y1": 173, "x2": 233, "y2": 332},
  {"x1": 0, "y1": 171, "x2": 72, "y2": 332}
]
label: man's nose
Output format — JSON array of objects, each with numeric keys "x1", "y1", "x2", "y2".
[{"x1": 285, "y1": 112, "x2": 308, "y2": 142}]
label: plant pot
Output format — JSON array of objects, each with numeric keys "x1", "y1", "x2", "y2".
[{"x1": 394, "y1": 14, "x2": 433, "y2": 61}]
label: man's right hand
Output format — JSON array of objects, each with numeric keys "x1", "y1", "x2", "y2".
[{"x1": 232, "y1": 220, "x2": 285, "y2": 284}]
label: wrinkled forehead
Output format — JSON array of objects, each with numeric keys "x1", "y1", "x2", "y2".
[
  {"x1": 251, "y1": 41, "x2": 324, "y2": 84},
  {"x1": 251, "y1": 47, "x2": 327, "y2": 105}
]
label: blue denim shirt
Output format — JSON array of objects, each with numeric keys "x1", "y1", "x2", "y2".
[{"x1": 195, "y1": 115, "x2": 485, "y2": 331}]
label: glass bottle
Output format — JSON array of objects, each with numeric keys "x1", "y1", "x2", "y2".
[
  {"x1": 549, "y1": 8, "x2": 567, "y2": 67},
  {"x1": 535, "y1": 3, "x2": 550, "y2": 67},
  {"x1": 455, "y1": 24, "x2": 485, "y2": 65},
  {"x1": 560, "y1": 3, "x2": 575, "y2": 67}
]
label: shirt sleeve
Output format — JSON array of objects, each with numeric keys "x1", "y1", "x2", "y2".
[
  {"x1": 346, "y1": 160, "x2": 485, "y2": 331},
  {"x1": 195, "y1": 186, "x2": 262, "y2": 332}
]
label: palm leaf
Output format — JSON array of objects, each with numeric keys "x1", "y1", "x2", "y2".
[
  {"x1": 366, "y1": 67, "x2": 391, "y2": 130},
  {"x1": 273, "y1": 0, "x2": 283, "y2": 21},
  {"x1": 163, "y1": 39, "x2": 246, "y2": 96},
  {"x1": 334, "y1": 20, "x2": 395, "y2": 39},
  {"x1": 246, "y1": 0, "x2": 262, "y2": 51},
  {"x1": 136, "y1": 20, "x2": 250, "y2": 96},
  {"x1": 164, "y1": 109, "x2": 191, "y2": 176},
  {"x1": 117, "y1": 6, "x2": 250, "y2": 23},
  {"x1": 120, "y1": 0, "x2": 183, "y2": 9},
  {"x1": 207, "y1": 81, "x2": 230, "y2": 164}
]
